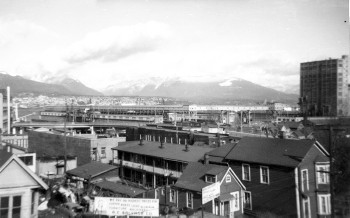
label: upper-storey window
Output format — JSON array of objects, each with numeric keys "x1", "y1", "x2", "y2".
[
  {"x1": 316, "y1": 164, "x2": 330, "y2": 184},
  {"x1": 260, "y1": 166, "x2": 269, "y2": 184},
  {"x1": 206, "y1": 175, "x2": 216, "y2": 183},
  {"x1": 242, "y1": 164, "x2": 251, "y2": 181},
  {"x1": 301, "y1": 169, "x2": 309, "y2": 191}
]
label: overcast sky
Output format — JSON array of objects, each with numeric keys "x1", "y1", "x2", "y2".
[{"x1": 0, "y1": 0, "x2": 348, "y2": 94}]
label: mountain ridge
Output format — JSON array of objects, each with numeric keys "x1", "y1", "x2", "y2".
[{"x1": 0, "y1": 73, "x2": 298, "y2": 104}]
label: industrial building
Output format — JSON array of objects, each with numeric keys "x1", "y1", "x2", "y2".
[{"x1": 300, "y1": 55, "x2": 349, "y2": 116}]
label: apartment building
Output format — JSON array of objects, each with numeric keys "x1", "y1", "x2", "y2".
[{"x1": 300, "y1": 55, "x2": 349, "y2": 116}]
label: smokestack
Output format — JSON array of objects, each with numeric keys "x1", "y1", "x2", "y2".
[{"x1": 7, "y1": 87, "x2": 10, "y2": 134}]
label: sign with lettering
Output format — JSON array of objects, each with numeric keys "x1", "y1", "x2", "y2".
[
  {"x1": 202, "y1": 182, "x2": 220, "y2": 204},
  {"x1": 94, "y1": 197, "x2": 159, "y2": 216}
]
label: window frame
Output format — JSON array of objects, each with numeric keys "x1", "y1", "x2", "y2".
[
  {"x1": 242, "y1": 164, "x2": 251, "y2": 181},
  {"x1": 316, "y1": 164, "x2": 330, "y2": 185},
  {"x1": 260, "y1": 166, "x2": 269, "y2": 184},
  {"x1": 231, "y1": 191, "x2": 240, "y2": 212},
  {"x1": 0, "y1": 194, "x2": 22, "y2": 218},
  {"x1": 302, "y1": 197, "x2": 311, "y2": 218},
  {"x1": 186, "y1": 192, "x2": 193, "y2": 209},
  {"x1": 301, "y1": 169, "x2": 309, "y2": 191},
  {"x1": 318, "y1": 194, "x2": 331, "y2": 215},
  {"x1": 243, "y1": 191, "x2": 252, "y2": 210},
  {"x1": 101, "y1": 147, "x2": 106, "y2": 159},
  {"x1": 205, "y1": 175, "x2": 216, "y2": 183},
  {"x1": 226, "y1": 175, "x2": 231, "y2": 183},
  {"x1": 169, "y1": 189, "x2": 176, "y2": 203}
]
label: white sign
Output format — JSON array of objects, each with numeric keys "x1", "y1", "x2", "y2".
[
  {"x1": 202, "y1": 182, "x2": 220, "y2": 204},
  {"x1": 94, "y1": 197, "x2": 159, "y2": 217}
]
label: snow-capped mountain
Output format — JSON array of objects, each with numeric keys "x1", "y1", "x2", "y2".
[{"x1": 102, "y1": 77, "x2": 298, "y2": 103}]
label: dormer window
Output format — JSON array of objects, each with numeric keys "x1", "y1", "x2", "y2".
[{"x1": 205, "y1": 175, "x2": 216, "y2": 183}]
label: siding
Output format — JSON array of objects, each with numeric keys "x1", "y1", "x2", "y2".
[
  {"x1": 229, "y1": 161, "x2": 297, "y2": 217},
  {"x1": 298, "y1": 145, "x2": 330, "y2": 218}
]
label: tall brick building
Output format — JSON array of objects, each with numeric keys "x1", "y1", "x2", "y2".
[{"x1": 300, "y1": 55, "x2": 349, "y2": 116}]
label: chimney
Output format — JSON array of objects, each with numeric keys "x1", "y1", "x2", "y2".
[
  {"x1": 139, "y1": 138, "x2": 144, "y2": 146},
  {"x1": 159, "y1": 140, "x2": 164, "y2": 149},
  {"x1": 184, "y1": 143, "x2": 189, "y2": 152},
  {"x1": 204, "y1": 153, "x2": 209, "y2": 164}
]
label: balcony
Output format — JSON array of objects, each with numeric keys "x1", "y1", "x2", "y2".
[{"x1": 114, "y1": 159, "x2": 182, "y2": 178}]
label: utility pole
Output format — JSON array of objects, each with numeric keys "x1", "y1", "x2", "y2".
[
  {"x1": 63, "y1": 102, "x2": 68, "y2": 173},
  {"x1": 329, "y1": 126, "x2": 334, "y2": 218}
]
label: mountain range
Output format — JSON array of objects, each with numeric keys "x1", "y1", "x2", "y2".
[
  {"x1": 0, "y1": 73, "x2": 298, "y2": 103},
  {"x1": 102, "y1": 77, "x2": 298, "y2": 103},
  {"x1": 0, "y1": 73, "x2": 102, "y2": 96}
]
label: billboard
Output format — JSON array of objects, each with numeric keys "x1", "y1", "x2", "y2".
[
  {"x1": 202, "y1": 182, "x2": 220, "y2": 204},
  {"x1": 94, "y1": 197, "x2": 159, "y2": 217}
]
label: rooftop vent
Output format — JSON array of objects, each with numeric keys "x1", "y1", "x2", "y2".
[
  {"x1": 159, "y1": 141, "x2": 164, "y2": 149},
  {"x1": 184, "y1": 143, "x2": 189, "y2": 152},
  {"x1": 139, "y1": 139, "x2": 144, "y2": 146}
]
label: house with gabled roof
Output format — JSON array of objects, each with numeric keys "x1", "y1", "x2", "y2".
[
  {"x1": 173, "y1": 162, "x2": 245, "y2": 217},
  {"x1": 0, "y1": 148, "x2": 48, "y2": 218},
  {"x1": 112, "y1": 140, "x2": 214, "y2": 188},
  {"x1": 206, "y1": 137, "x2": 330, "y2": 218},
  {"x1": 66, "y1": 162, "x2": 119, "y2": 189}
]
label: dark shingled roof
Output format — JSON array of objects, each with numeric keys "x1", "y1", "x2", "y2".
[
  {"x1": 0, "y1": 149, "x2": 13, "y2": 168},
  {"x1": 113, "y1": 141, "x2": 214, "y2": 162},
  {"x1": 224, "y1": 137, "x2": 316, "y2": 167},
  {"x1": 174, "y1": 162, "x2": 228, "y2": 192},
  {"x1": 66, "y1": 162, "x2": 118, "y2": 180},
  {"x1": 207, "y1": 143, "x2": 236, "y2": 158},
  {"x1": 95, "y1": 181, "x2": 146, "y2": 197}
]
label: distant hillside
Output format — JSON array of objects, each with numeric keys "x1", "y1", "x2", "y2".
[
  {"x1": 54, "y1": 78, "x2": 103, "y2": 96},
  {"x1": 103, "y1": 77, "x2": 298, "y2": 103},
  {"x1": 0, "y1": 73, "x2": 102, "y2": 96}
]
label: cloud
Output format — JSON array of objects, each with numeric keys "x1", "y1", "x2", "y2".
[
  {"x1": 0, "y1": 18, "x2": 58, "y2": 47},
  {"x1": 64, "y1": 21, "x2": 171, "y2": 64}
]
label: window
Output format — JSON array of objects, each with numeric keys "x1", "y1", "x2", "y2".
[
  {"x1": 243, "y1": 191, "x2": 252, "y2": 210},
  {"x1": 318, "y1": 194, "x2": 331, "y2": 215},
  {"x1": 31, "y1": 191, "x2": 35, "y2": 215},
  {"x1": 316, "y1": 164, "x2": 330, "y2": 184},
  {"x1": 155, "y1": 189, "x2": 159, "y2": 199},
  {"x1": 301, "y1": 169, "x2": 309, "y2": 191},
  {"x1": 170, "y1": 189, "x2": 176, "y2": 203},
  {"x1": 303, "y1": 198, "x2": 310, "y2": 218},
  {"x1": 0, "y1": 196, "x2": 9, "y2": 217},
  {"x1": 12, "y1": 196, "x2": 21, "y2": 218},
  {"x1": 231, "y1": 191, "x2": 240, "y2": 212},
  {"x1": 206, "y1": 175, "x2": 216, "y2": 183},
  {"x1": 91, "y1": 148, "x2": 97, "y2": 161},
  {"x1": 226, "y1": 175, "x2": 231, "y2": 183},
  {"x1": 101, "y1": 147, "x2": 106, "y2": 158},
  {"x1": 0, "y1": 195, "x2": 21, "y2": 218},
  {"x1": 242, "y1": 164, "x2": 250, "y2": 181},
  {"x1": 18, "y1": 156, "x2": 33, "y2": 166},
  {"x1": 186, "y1": 192, "x2": 193, "y2": 209},
  {"x1": 260, "y1": 166, "x2": 269, "y2": 184}
]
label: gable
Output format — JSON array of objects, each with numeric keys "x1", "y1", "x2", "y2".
[{"x1": 0, "y1": 160, "x2": 41, "y2": 189}]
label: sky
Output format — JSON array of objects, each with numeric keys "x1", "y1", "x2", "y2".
[{"x1": 0, "y1": 0, "x2": 348, "y2": 94}]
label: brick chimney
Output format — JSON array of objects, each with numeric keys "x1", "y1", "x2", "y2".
[
  {"x1": 204, "y1": 153, "x2": 209, "y2": 164},
  {"x1": 159, "y1": 141, "x2": 164, "y2": 149}
]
